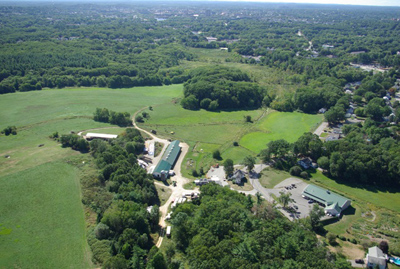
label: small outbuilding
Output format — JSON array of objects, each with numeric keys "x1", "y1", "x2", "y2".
[{"x1": 85, "y1": 133, "x2": 118, "y2": 140}]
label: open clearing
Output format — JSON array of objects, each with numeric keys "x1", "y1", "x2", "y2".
[
  {"x1": 0, "y1": 162, "x2": 91, "y2": 268},
  {"x1": 240, "y1": 111, "x2": 323, "y2": 153}
]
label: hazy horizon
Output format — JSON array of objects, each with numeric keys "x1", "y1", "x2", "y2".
[{"x1": 0, "y1": 0, "x2": 399, "y2": 7}]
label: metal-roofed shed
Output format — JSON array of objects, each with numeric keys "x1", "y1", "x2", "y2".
[{"x1": 86, "y1": 133, "x2": 118, "y2": 140}]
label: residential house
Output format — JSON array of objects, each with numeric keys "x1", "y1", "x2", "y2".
[
  {"x1": 298, "y1": 158, "x2": 316, "y2": 170},
  {"x1": 366, "y1": 246, "x2": 387, "y2": 269},
  {"x1": 230, "y1": 169, "x2": 246, "y2": 185}
]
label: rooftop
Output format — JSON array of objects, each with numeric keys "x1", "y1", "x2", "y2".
[
  {"x1": 302, "y1": 184, "x2": 350, "y2": 209},
  {"x1": 153, "y1": 140, "x2": 181, "y2": 175},
  {"x1": 162, "y1": 140, "x2": 181, "y2": 165},
  {"x1": 86, "y1": 133, "x2": 118, "y2": 139}
]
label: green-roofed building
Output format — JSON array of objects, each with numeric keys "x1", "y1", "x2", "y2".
[
  {"x1": 302, "y1": 184, "x2": 351, "y2": 216},
  {"x1": 153, "y1": 140, "x2": 181, "y2": 180}
]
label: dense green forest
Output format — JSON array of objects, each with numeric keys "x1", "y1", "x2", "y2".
[
  {"x1": 166, "y1": 184, "x2": 351, "y2": 269},
  {"x1": 181, "y1": 66, "x2": 265, "y2": 110}
]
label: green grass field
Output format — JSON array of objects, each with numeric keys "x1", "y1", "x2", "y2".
[
  {"x1": 240, "y1": 111, "x2": 323, "y2": 153},
  {"x1": 143, "y1": 102, "x2": 263, "y2": 126},
  {"x1": 0, "y1": 162, "x2": 91, "y2": 268}
]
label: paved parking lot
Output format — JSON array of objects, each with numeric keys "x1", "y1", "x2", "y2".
[{"x1": 274, "y1": 178, "x2": 316, "y2": 220}]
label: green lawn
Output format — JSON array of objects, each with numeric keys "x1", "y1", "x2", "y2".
[
  {"x1": 144, "y1": 102, "x2": 263, "y2": 126},
  {"x1": 259, "y1": 167, "x2": 295, "y2": 188},
  {"x1": 0, "y1": 162, "x2": 91, "y2": 268},
  {"x1": 221, "y1": 146, "x2": 254, "y2": 165},
  {"x1": 240, "y1": 111, "x2": 323, "y2": 153},
  {"x1": 322, "y1": 204, "x2": 362, "y2": 236}
]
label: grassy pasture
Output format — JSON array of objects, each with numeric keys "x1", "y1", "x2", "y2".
[
  {"x1": 240, "y1": 111, "x2": 323, "y2": 153},
  {"x1": 181, "y1": 142, "x2": 221, "y2": 178},
  {"x1": 0, "y1": 85, "x2": 182, "y2": 129},
  {"x1": 0, "y1": 162, "x2": 91, "y2": 269},
  {"x1": 143, "y1": 102, "x2": 263, "y2": 126}
]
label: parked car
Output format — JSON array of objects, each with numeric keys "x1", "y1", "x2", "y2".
[
  {"x1": 308, "y1": 200, "x2": 314, "y2": 204},
  {"x1": 355, "y1": 259, "x2": 364, "y2": 264}
]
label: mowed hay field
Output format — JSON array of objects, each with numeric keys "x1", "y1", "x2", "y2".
[
  {"x1": 240, "y1": 111, "x2": 323, "y2": 153},
  {"x1": 0, "y1": 162, "x2": 90, "y2": 268},
  {"x1": 0, "y1": 85, "x2": 182, "y2": 268}
]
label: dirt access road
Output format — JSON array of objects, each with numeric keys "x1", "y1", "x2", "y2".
[{"x1": 132, "y1": 108, "x2": 194, "y2": 248}]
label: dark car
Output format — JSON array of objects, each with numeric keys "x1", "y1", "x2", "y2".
[
  {"x1": 355, "y1": 259, "x2": 364, "y2": 264},
  {"x1": 308, "y1": 200, "x2": 314, "y2": 204}
]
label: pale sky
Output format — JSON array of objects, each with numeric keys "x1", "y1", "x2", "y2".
[{"x1": 216, "y1": 0, "x2": 400, "y2": 6}]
